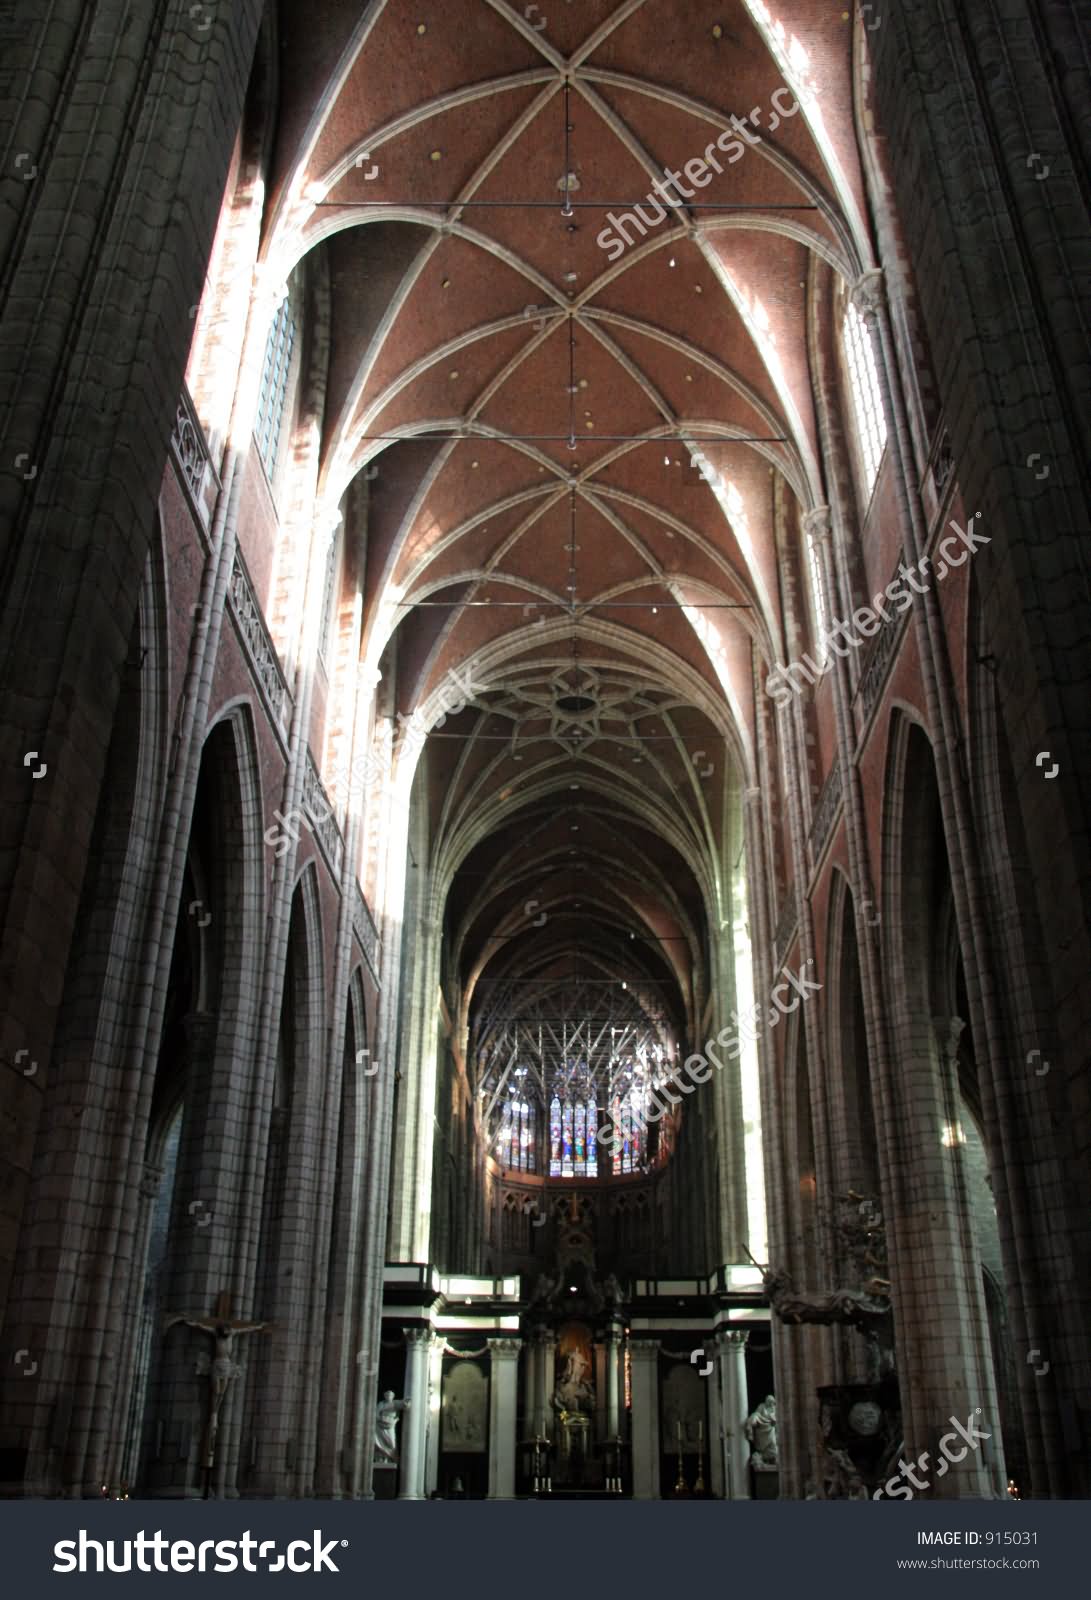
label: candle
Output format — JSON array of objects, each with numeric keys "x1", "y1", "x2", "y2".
[
  {"x1": 676, "y1": 1419, "x2": 682, "y2": 1442},
  {"x1": 698, "y1": 1420, "x2": 703, "y2": 1442}
]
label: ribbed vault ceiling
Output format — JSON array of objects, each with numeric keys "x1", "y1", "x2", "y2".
[{"x1": 260, "y1": 0, "x2": 872, "y2": 1046}]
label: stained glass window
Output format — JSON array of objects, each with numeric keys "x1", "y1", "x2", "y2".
[
  {"x1": 561, "y1": 1100, "x2": 574, "y2": 1178},
  {"x1": 519, "y1": 1100, "x2": 536, "y2": 1173},
  {"x1": 587, "y1": 1096, "x2": 597, "y2": 1173},
  {"x1": 497, "y1": 1095, "x2": 536, "y2": 1172},
  {"x1": 497, "y1": 1100, "x2": 513, "y2": 1167},
  {"x1": 549, "y1": 1094, "x2": 562, "y2": 1176}
]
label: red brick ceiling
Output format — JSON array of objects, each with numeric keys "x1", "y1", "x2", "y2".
[{"x1": 263, "y1": 0, "x2": 873, "y2": 1030}]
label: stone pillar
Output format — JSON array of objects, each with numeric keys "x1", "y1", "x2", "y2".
[
  {"x1": 424, "y1": 1337, "x2": 445, "y2": 1497},
  {"x1": 593, "y1": 1341, "x2": 607, "y2": 1442},
  {"x1": 717, "y1": 1330, "x2": 750, "y2": 1499},
  {"x1": 398, "y1": 1328, "x2": 432, "y2": 1500},
  {"x1": 629, "y1": 1339, "x2": 660, "y2": 1500},
  {"x1": 705, "y1": 1344, "x2": 725, "y2": 1500},
  {"x1": 487, "y1": 1339, "x2": 521, "y2": 1499},
  {"x1": 534, "y1": 1327, "x2": 556, "y2": 1441},
  {"x1": 523, "y1": 1334, "x2": 539, "y2": 1440},
  {"x1": 604, "y1": 1326, "x2": 622, "y2": 1441}
]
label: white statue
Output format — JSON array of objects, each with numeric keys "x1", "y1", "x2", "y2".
[
  {"x1": 744, "y1": 1393, "x2": 778, "y2": 1470},
  {"x1": 375, "y1": 1390, "x2": 410, "y2": 1462},
  {"x1": 552, "y1": 1348, "x2": 594, "y2": 1415}
]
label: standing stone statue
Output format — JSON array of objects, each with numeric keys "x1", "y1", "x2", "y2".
[
  {"x1": 375, "y1": 1390, "x2": 410, "y2": 1462},
  {"x1": 744, "y1": 1394, "x2": 778, "y2": 1470}
]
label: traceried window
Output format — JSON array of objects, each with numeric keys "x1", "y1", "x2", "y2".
[
  {"x1": 843, "y1": 299, "x2": 887, "y2": 495},
  {"x1": 610, "y1": 1088, "x2": 647, "y2": 1175},
  {"x1": 549, "y1": 1084, "x2": 598, "y2": 1178},
  {"x1": 496, "y1": 1091, "x2": 536, "y2": 1173},
  {"x1": 255, "y1": 295, "x2": 296, "y2": 479},
  {"x1": 474, "y1": 984, "x2": 670, "y2": 1182},
  {"x1": 803, "y1": 523, "x2": 827, "y2": 666}
]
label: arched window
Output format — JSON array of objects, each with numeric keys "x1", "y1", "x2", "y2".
[
  {"x1": 803, "y1": 522, "x2": 827, "y2": 665},
  {"x1": 496, "y1": 1091, "x2": 536, "y2": 1172},
  {"x1": 842, "y1": 299, "x2": 887, "y2": 495},
  {"x1": 255, "y1": 293, "x2": 296, "y2": 478},
  {"x1": 548, "y1": 1084, "x2": 599, "y2": 1178},
  {"x1": 611, "y1": 1089, "x2": 647, "y2": 1175}
]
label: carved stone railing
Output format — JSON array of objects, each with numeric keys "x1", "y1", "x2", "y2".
[
  {"x1": 773, "y1": 892, "x2": 798, "y2": 972},
  {"x1": 920, "y1": 419, "x2": 953, "y2": 530},
  {"x1": 302, "y1": 752, "x2": 345, "y2": 880},
  {"x1": 228, "y1": 551, "x2": 292, "y2": 740},
  {"x1": 170, "y1": 388, "x2": 217, "y2": 529},
  {"x1": 353, "y1": 884, "x2": 381, "y2": 981},
  {"x1": 854, "y1": 575, "x2": 908, "y2": 723},
  {"x1": 809, "y1": 758, "x2": 843, "y2": 862}
]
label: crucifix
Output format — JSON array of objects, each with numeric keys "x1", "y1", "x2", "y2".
[{"x1": 164, "y1": 1292, "x2": 272, "y2": 1486}]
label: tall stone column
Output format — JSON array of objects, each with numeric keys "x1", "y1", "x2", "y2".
[
  {"x1": 629, "y1": 1339, "x2": 660, "y2": 1500},
  {"x1": 523, "y1": 1335, "x2": 539, "y2": 1440},
  {"x1": 704, "y1": 1345, "x2": 725, "y2": 1500},
  {"x1": 398, "y1": 1328, "x2": 433, "y2": 1500},
  {"x1": 593, "y1": 1342, "x2": 607, "y2": 1442},
  {"x1": 424, "y1": 1337, "x2": 445, "y2": 1497},
  {"x1": 604, "y1": 1326, "x2": 622, "y2": 1441},
  {"x1": 487, "y1": 1339, "x2": 521, "y2": 1499},
  {"x1": 717, "y1": 1330, "x2": 750, "y2": 1499},
  {"x1": 534, "y1": 1328, "x2": 556, "y2": 1441}
]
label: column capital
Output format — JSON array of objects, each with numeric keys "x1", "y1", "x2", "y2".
[
  {"x1": 802, "y1": 505, "x2": 832, "y2": 545},
  {"x1": 487, "y1": 1337, "x2": 522, "y2": 1360},
  {"x1": 850, "y1": 269, "x2": 885, "y2": 323},
  {"x1": 403, "y1": 1326, "x2": 434, "y2": 1349},
  {"x1": 716, "y1": 1328, "x2": 750, "y2": 1349},
  {"x1": 629, "y1": 1338, "x2": 660, "y2": 1358}
]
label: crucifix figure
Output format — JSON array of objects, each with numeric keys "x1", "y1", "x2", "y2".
[{"x1": 164, "y1": 1292, "x2": 272, "y2": 1475}]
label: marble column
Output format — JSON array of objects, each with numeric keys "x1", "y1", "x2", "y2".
[
  {"x1": 705, "y1": 1344, "x2": 725, "y2": 1500},
  {"x1": 523, "y1": 1334, "x2": 539, "y2": 1440},
  {"x1": 424, "y1": 1337, "x2": 445, "y2": 1497},
  {"x1": 487, "y1": 1338, "x2": 521, "y2": 1499},
  {"x1": 604, "y1": 1326, "x2": 622, "y2": 1441},
  {"x1": 717, "y1": 1329, "x2": 750, "y2": 1499},
  {"x1": 534, "y1": 1327, "x2": 556, "y2": 1441},
  {"x1": 629, "y1": 1339, "x2": 660, "y2": 1500},
  {"x1": 593, "y1": 1341, "x2": 607, "y2": 1442},
  {"x1": 398, "y1": 1328, "x2": 433, "y2": 1500}
]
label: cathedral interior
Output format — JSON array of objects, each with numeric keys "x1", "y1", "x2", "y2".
[{"x1": 1, "y1": 0, "x2": 1089, "y2": 1504}]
